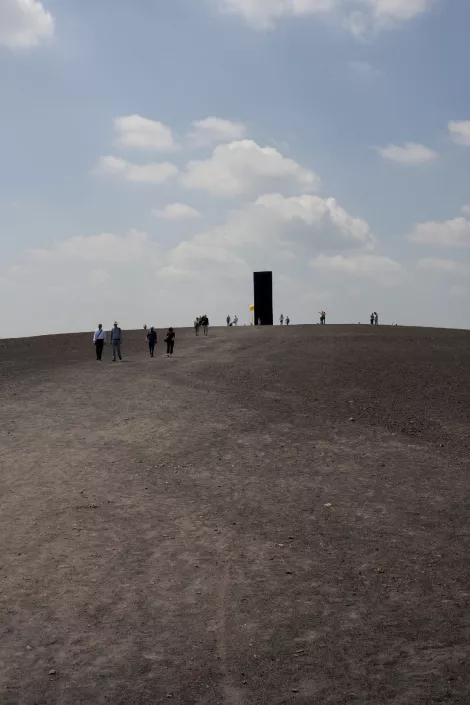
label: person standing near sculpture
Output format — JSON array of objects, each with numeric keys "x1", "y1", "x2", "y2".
[
  {"x1": 93, "y1": 324, "x2": 106, "y2": 361},
  {"x1": 110, "y1": 321, "x2": 122, "y2": 361}
]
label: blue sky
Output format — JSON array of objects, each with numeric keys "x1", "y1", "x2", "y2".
[{"x1": 0, "y1": 0, "x2": 469, "y2": 335}]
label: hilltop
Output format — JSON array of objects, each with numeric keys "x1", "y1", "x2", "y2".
[{"x1": 0, "y1": 325, "x2": 469, "y2": 704}]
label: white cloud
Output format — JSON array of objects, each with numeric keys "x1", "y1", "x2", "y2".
[
  {"x1": 180, "y1": 140, "x2": 320, "y2": 196},
  {"x1": 448, "y1": 121, "x2": 470, "y2": 147},
  {"x1": 254, "y1": 193, "x2": 375, "y2": 250},
  {"x1": 417, "y1": 258, "x2": 470, "y2": 275},
  {"x1": 309, "y1": 254, "x2": 403, "y2": 282},
  {"x1": 408, "y1": 217, "x2": 470, "y2": 247},
  {"x1": 0, "y1": 0, "x2": 54, "y2": 49},
  {"x1": 166, "y1": 192, "x2": 375, "y2": 280},
  {"x1": 461, "y1": 205, "x2": 470, "y2": 215},
  {"x1": 30, "y1": 230, "x2": 159, "y2": 264},
  {"x1": 114, "y1": 115, "x2": 175, "y2": 151},
  {"x1": 376, "y1": 142, "x2": 438, "y2": 165},
  {"x1": 218, "y1": 0, "x2": 335, "y2": 29},
  {"x1": 89, "y1": 269, "x2": 111, "y2": 286},
  {"x1": 349, "y1": 60, "x2": 382, "y2": 78},
  {"x1": 152, "y1": 203, "x2": 202, "y2": 221},
  {"x1": 216, "y1": 0, "x2": 435, "y2": 32},
  {"x1": 94, "y1": 156, "x2": 178, "y2": 184},
  {"x1": 187, "y1": 117, "x2": 247, "y2": 147},
  {"x1": 449, "y1": 285, "x2": 468, "y2": 298}
]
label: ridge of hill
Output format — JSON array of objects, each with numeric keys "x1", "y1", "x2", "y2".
[{"x1": 0, "y1": 325, "x2": 469, "y2": 703}]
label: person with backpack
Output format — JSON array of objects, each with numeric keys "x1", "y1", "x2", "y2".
[
  {"x1": 147, "y1": 327, "x2": 157, "y2": 357},
  {"x1": 110, "y1": 321, "x2": 122, "y2": 361},
  {"x1": 164, "y1": 327, "x2": 175, "y2": 357},
  {"x1": 93, "y1": 324, "x2": 106, "y2": 361}
]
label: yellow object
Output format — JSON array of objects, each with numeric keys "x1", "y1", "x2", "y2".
[{"x1": 249, "y1": 304, "x2": 255, "y2": 311}]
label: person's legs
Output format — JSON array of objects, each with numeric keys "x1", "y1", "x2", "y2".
[
  {"x1": 170, "y1": 341, "x2": 174, "y2": 355},
  {"x1": 112, "y1": 343, "x2": 116, "y2": 361},
  {"x1": 116, "y1": 342, "x2": 122, "y2": 360},
  {"x1": 149, "y1": 343, "x2": 154, "y2": 357},
  {"x1": 166, "y1": 341, "x2": 171, "y2": 355},
  {"x1": 96, "y1": 340, "x2": 103, "y2": 360}
]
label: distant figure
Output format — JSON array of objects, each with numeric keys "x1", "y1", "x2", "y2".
[
  {"x1": 110, "y1": 321, "x2": 122, "y2": 361},
  {"x1": 147, "y1": 326, "x2": 157, "y2": 357},
  {"x1": 194, "y1": 318, "x2": 200, "y2": 336},
  {"x1": 226, "y1": 315, "x2": 231, "y2": 326},
  {"x1": 233, "y1": 315, "x2": 238, "y2": 326},
  {"x1": 202, "y1": 315, "x2": 209, "y2": 336},
  {"x1": 374, "y1": 312, "x2": 379, "y2": 326},
  {"x1": 370, "y1": 312, "x2": 374, "y2": 325},
  {"x1": 320, "y1": 311, "x2": 326, "y2": 325},
  {"x1": 165, "y1": 327, "x2": 175, "y2": 357},
  {"x1": 285, "y1": 316, "x2": 290, "y2": 325},
  {"x1": 258, "y1": 318, "x2": 262, "y2": 326},
  {"x1": 280, "y1": 313, "x2": 284, "y2": 325},
  {"x1": 93, "y1": 324, "x2": 106, "y2": 361}
]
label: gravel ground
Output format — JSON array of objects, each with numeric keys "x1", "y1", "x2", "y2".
[{"x1": 0, "y1": 324, "x2": 468, "y2": 704}]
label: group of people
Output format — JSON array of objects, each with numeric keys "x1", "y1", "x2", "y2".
[
  {"x1": 143, "y1": 325, "x2": 176, "y2": 356},
  {"x1": 194, "y1": 315, "x2": 210, "y2": 336},
  {"x1": 370, "y1": 312, "x2": 379, "y2": 325},
  {"x1": 279, "y1": 314, "x2": 290, "y2": 325},
  {"x1": 226, "y1": 315, "x2": 239, "y2": 326},
  {"x1": 93, "y1": 322, "x2": 176, "y2": 361}
]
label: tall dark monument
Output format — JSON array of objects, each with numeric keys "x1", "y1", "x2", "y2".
[{"x1": 253, "y1": 271, "x2": 273, "y2": 326}]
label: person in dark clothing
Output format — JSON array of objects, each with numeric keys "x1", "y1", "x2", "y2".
[
  {"x1": 370, "y1": 313, "x2": 375, "y2": 325},
  {"x1": 203, "y1": 315, "x2": 209, "y2": 336},
  {"x1": 165, "y1": 327, "x2": 175, "y2": 356},
  {"x1": 93, "y1": 324, "x2": 106, "y2": 360},
  {"x1": 147, "y1": 327, "x2": 157, "y2": 357}
]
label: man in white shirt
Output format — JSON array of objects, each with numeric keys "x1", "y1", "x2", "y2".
[{"x1": 93, "y1": 324, "x2": 106, "y2": 361}]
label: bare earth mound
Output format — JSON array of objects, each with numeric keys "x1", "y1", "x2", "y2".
[{"x1": 0, "y1": 325, "x2": 469, "y2": 704}]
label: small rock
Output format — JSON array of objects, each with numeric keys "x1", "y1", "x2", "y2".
[
  {"x1": 292, "y1": 688, "x2": 299, "y2": 693},
  {"x1": 48, "y1": 669, "x2": 57, "y2": 676},
  {"x1": 285, "y1": 570, "x2": 293, "y2": 575},
  {"x1": 349, "y1": 417, "x2": 355, "y2": 422},
  {"x1": 26, "y1": 646, "x2": 32, "y2": 651},
  {"x1": 324, "y1": 503, "x2": 332, "y2": 508}
]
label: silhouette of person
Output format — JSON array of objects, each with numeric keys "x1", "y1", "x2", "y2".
[{"x1": 165, "y1": 327, "x2": 175, "y2": 356}]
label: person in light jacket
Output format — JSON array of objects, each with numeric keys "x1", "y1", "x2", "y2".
[{"x1": 110, "y1": 321, "x2": 122, "y2": 361}]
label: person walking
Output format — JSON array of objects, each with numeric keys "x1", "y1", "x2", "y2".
[
  {"x1": 370, "y1": 312, "x2": 374, "y2": 325},
  {"x1": 285, "y1": 316, "x2": 290, "y2": 325},
  {"x1": 194, "y1": 318, "x2": 200, "y2": 336},
  {"x1": 93, "y1": 324, "x2": 106, "y2": 361},
  {"x1": 147, "y1": 326, "x2": 157, "y2": 357},
  {"x1": 226, "y1": 315, "x2": 231, "y2": 326},
  {"x1": 164, "y1": 327, "x2": 175, "y2": 357},
  {"x1": 110, "y1": 321, "x2": 122, "y2": 361},
  {"x1": 374, "y1": 312, "x2": 379, "y2": 326},
  {"x1": 202, "y1": 315, "x2": 209, "y2": 336},
  {"x1": 319, "y1": 311, "x2": 326, "y2": 325},
  {"x1": 233, "y1": 315, "x2": 238, "y2": 326},
  {"x1": 280, "y1": 313, "x2": 284, "y2": 325}
]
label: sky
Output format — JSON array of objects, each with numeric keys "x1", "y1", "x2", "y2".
[{"x1": 0, "y1": 0, "x2": 469, "y2": 336}]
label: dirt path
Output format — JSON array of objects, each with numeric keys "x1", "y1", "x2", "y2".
[{"x1": 0, "y1": 326, "x2": 468, "y2": 704}]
